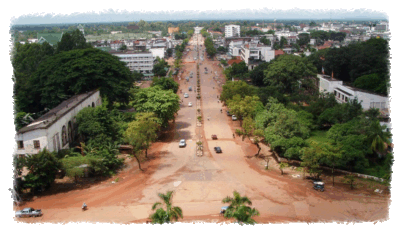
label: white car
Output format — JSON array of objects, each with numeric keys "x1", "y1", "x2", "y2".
[
  {"x1": 179, "y1": 139, "x2": 186, "y2": 147},
  {"x1": 184, "y1": 93, "x2": 189, "y2": 98},
  {"x1": 188, "y1": 102, "x2": 192, "y2": 107},
  {"x1": 232, "y1": 115, "x2": 237, "y2": 121}
]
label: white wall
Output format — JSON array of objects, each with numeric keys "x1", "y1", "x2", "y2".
[
  {"x1": 15, "y1": 129, "x2": 47, "y2": 155},
  {"x1": 15, "y1": 91, "x2": 101, "y2": 155}
]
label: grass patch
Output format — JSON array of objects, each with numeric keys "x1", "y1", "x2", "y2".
[{"x1": 307, "y1": 130, "x2": 330, "y2": 143}]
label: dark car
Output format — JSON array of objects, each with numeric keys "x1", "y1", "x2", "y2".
[
  {"x1": 214, "y1": 147, "x2": 222, "y2": 153},
  {"x1": 226, "y1": 111, "x2": 232, "y2": 116}
]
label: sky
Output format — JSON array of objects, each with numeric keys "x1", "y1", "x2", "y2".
[
  {"x1": 2, "y1": 0, "x2": 399, "y2": 231},
  {"x1": 8, "y1": 1, "x2": 390, "y2": 25}
]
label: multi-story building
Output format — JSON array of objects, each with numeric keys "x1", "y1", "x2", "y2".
[
  {"x1": 15, "y1": 90, "x2": 101, "y2": 156},
  {"x1": 240, "y1": 42, "x2": 275, "y2": 70},
  {"x1": 225, "y1": 25, "x2": 241, "y2": 38},
  {"x1": 109, "y1": 51, "x2": 154, "y2": 75},
  {"x1": 228, "y1": 40, "x2": 244, "y2": 56}
]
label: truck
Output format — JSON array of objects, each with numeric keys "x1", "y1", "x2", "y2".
[{"x1": 15, "y1": 208, "x2": 43, "y2": 218}]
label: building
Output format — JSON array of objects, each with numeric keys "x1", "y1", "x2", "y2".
[
  {"x1": 225, "y1": 25, "x2": 240, "y2": 38},
  {"x1": 318, "y1": 74, "x2": 389, "y2": 112},
  {"x1": 37, "y1": 32, "x2": 63, "y2": 46},
  {"x1": 240, "y1": 42, "x2": 275, "y2": 70},
  {"x1": 194, "y1": 27, "x2": 204, "y2": 34},
  {"x1": 78, "y1": 24, "x2": 84, "y2": 35},
  {"x1": 111, "y1": 31, "x2": 122, "y2": 34},
  {"x1": 168, "y1": 27, "x2": 179, "y2": 34},
  {"x1": 109, "y1": 51, "x2": 154, "y2": 76},
  {"x1": 228, "y1": 40, "x2": 244, "y2": 56},
  {"x1": 150, "y1": 47, "x2": 165, "y2": 59},
  {"x1": 15, "y1": 90, "x2": 101, "y2": 156}
]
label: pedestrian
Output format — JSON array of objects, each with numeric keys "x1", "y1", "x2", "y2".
[{"x1": 233, "y1": 133, "x2": 235, "y2": 138}]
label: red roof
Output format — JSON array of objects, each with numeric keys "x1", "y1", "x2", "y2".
[
  {"x1": 227, "y1": 58, "x2": 242, "y2": 65},
  {"x1": 275, "y1": 50, "x2": 285, "y2": 56}
]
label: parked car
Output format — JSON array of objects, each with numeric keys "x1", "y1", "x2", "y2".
[
  {"x1": 15, "y1": 208, "x2": 42, "y2": 218},
  {"x1": 188, "y1": 102, "x2": 193, "y2": 107},
  {"x1": 214, "y1": 147, "x2": 222, "y2": 153},
  {"x1": 313, "y1": 181, "x2": 325, "y2": 192},
  {"x1": 184, "y1": 93, "x2": 189, "y2": 98},
  {"x1": 179, "y1": 139, "x2": 186, "y2": 147},
  {"x1": 232, "y1": 115, "x2": 237, "y2": 121},
  {"x1": 211, "y1": 134, "x2": 218, "y2": 140},
  {"x1": 226, "y1": 111, "x2": 232, "y2": 116},
  {"x1": 189, "y1": 86, "x2": 192, "y2": 91}
]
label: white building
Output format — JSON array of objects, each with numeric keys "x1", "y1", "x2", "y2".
[
  {"x1": 15, "y1": 90, "x2": 101, "y2": 156},
  {"x1": 318, "y1": 74, "x2": 389, "y2": 111},
  {"x1": 240, "y1": 42, "x2": 275, "y2": 70},
  {"x1": 225, "y1": 25, "x2": 241, "y2": 38},
  {"x1": 150, "y1": 47, "x2": 165, "y2": 59},
  {"x1": 110, "y1": 51, "x2": 154, "y2": 75},
  {"x1": 194, "y1": 27, "x2": 204, "y2": 34}
]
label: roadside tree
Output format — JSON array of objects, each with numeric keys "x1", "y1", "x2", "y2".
[
  {"x1": 150, "y1": 191, "x2": 183, "y2": 224},
  {"x1": 222, "y1": 191, "x2": 259, "y2": 225}
]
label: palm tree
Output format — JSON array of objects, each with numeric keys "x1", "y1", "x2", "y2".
[
  {"x1": 367, "y1": 121, "x2": 391, "y2": 155},
  {"x1": 150, "y1": 191, "x2": 183, "y2": 224},
  {"x1": 222, "y1": 191, "x2": 259, "y2": 225}
]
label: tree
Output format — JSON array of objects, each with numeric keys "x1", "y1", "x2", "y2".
[
  {"x1": 279, "y1": 36, "x2": 288, "y2": 48},
  {"x1": 227, "y1": 95, "x2": 263, "y2": 126},
  {"x1": 26, "y1": 48, "x2": 134, "y2": 113},
  {"x1": 12, "y1": 42, "x2": 55, "y2": 113},
  {"x1": 56, "y1": 29, "x2": 91, "y2": 53},
  {"x1": 166, "y1": 48, "x2": 173, "y2": 57},
  {"x1": 132, "y1": 86, "x2": 180, "y2": 127},
  {"x1": 124, "y1": 112, "x2": 160, "y2": 158},
  {"x1": 119, "y1": 44, "x2": 127, "y2": 51},
  {"x1": 260, "y1": 37, "x2": 271, "y2": 46},
  {"x1": 151, "y1": 77, "x2": 179, "y2": 93},
  {"x1": 150, "y1": 191, "x2": 183, "y2": 224},
  {"x1": 220, "y1": 80, "x2": 257, "y2": 104},
  {"x1": 23, "y1": 149, "x2": 61, "y2": 193},
  {"x1": 249, "y1": 62, "x2": 269, "y2": 87},
  {"x1": 353, "y1": 73, "x2": 388, "y2": 96},
  {"x1": 279, "y1": 162, "x2": 289, "y2": 175},
  {"x1": 264, "y1": 55, "x2": 317, "y2": 97},
  {"x1": 222, "y1": 191, "x2": 259, "y2": 225},
  {"x1": 153, "y1": 57, "x2": 170, "y2": 77},
  {"x1": 76, "y1": 106, "x2": 121, "y2": 147}
]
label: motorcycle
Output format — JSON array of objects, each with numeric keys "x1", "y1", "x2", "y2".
[{"x1": 82, "y1": 203, "x2": 88, "y2": 211}]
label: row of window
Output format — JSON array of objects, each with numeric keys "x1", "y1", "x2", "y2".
[
  {"x1": 17, "y1": 140, "x2": 40, "y2": 149},
  {"x1": 333, "y1": 90, "x2": 349, "y2": 102}
]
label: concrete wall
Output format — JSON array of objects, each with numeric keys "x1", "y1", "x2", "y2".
[{"x1": 15, "y1": 91, "x2": 101, "y2": 155}]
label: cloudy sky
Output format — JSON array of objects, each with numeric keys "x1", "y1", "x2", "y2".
[{"x1": 8, "y1": 1, "x2": 390, "y2": 25}]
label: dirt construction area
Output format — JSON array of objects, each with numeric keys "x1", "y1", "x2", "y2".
[{"x1": 13, "y1": 34, "x2": 392, "y2": 224}]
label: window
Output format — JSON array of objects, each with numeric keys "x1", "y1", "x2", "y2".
[
  {"x1": 18, "y1": 154, "x2": 25, "y2": 158},
  {"x1": 92, "y1": 102, "x2": 95, "y2": 107},
  {"x1": 33, "y1": 140, "x2": 40, "y2": 149},
  {"x1": 17, "y1": 141, "x2": 24, "y2": 149},
  {"x1": 334, "y1": 90, "x2": 337, "y2": 96},
  {"x1": 62, "y1": 125, "x2": 68, "y2": 147},
  {"x1": 345, "y1": 97, "x2": 348, "y2": 102}
]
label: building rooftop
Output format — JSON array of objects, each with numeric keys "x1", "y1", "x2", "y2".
[
  {"x1": 37, "y1": 32, "x2": 63, "y2": 45},
  {"x1": 18, "y1": 90, "x2": 99, "y2": 134}
]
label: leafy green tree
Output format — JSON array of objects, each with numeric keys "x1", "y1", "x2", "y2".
[
  {"x1": 56, "y1": 29, "x2": 91, "y2": 53},
  {"x1": 151, "y1": 77, "x2": 179, "y2": 93},
  {"x1": 227, "y1": 95, "x2": 263, "y2": 126},
  {"x1": 220, "y1": 80, "x2": 257, "y2": 103},
  {"x1": 279, "y1": 36, "x2": 288, "y2": 48},
  {"x1": 124, "y1": 112, "x2": 160, "y2": 158},
  {"x1": 278, "y1": 162, "x2": 289, "y2": 175},
  {"x1": 26, "y1": 48, "x2": 134, "y2": 113},
  {"x1": 222, "y1": 191, "x2": 259, "y2": 225},
  {"x1": 150, "y1": 191, "x2": 183, "y2": 224},
  {"x1": 153, "y1": 57, "x2": 170, "y2": 77},
  {"x1": 297, "y1": 33, "x2": 310, "y2": 46},
  {"x1": 264, "y1": 55, "x2": 317, "y2": 97},
  {"x1": 353, "y1": 73, "x2": 388, "y2": 96},
  {"x1": 12, "y1": 42, "x2": 55, "y2": 113},
  {"x1": 76, "y1": 106, "x2": 122, "y2": 147},
  {"x1": 23, "y1": 149, "x2": 61, "y2": 193},
  {"x1": 249, "y1": 62, "x2": 269, "y2": 87},
  {"x1": 260, "y1": 37, "x2": 271, "y2": 46},
  {"x1": 119, "y1": 44, "x2": 127, "y2": 51},
  {"x1": 166, "y1": 48, "x2": 173, "y2": 57},
  {"x1": 132, "y1": 86, "x2": 180, "y2": 127}
]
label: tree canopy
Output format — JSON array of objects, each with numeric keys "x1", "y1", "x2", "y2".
[
  {"x1": 23, "y1": 48, "x2": 134, "y2": 113},
  {"x1": 151, "y1": 77, "x2": 179, "y2": 93},
  {"x1": 132, "y1": 86, "x2": 180, "y2": 127}
]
